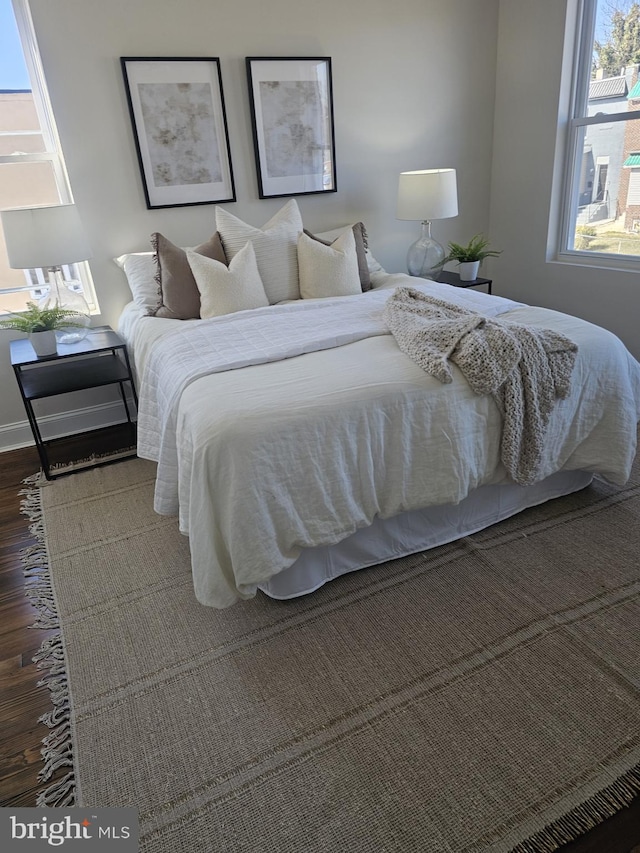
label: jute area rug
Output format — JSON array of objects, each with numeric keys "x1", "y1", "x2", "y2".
[{"x1": 23, "y1": 449, "x2": 640, "y2": 853}]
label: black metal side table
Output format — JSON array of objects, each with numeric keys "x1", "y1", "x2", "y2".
[
  {"x1": 437, "y1": 270, "x2": 493, "y2": 294},
  {"x1": 10, "y1": 326, "x2": 138, "y2": 479}
]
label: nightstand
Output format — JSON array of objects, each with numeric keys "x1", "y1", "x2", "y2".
[
  {"x1": 437, "y1": 270, "x2": 493, "y2": 294},
  {"x1": 10, "y1": 326, "x2": 138, "y2": 480}
]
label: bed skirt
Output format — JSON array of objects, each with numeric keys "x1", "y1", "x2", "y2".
[{"x1": 258, "y1": 469, "x2": 594, "y2": 600}]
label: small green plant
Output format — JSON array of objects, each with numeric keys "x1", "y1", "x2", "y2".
[
  {"x1": 0, "y1": 301, "x2": 82, "y2": 333},
  {"x1": 443, "y1": 234, "x2": 502, "y2": 264}
]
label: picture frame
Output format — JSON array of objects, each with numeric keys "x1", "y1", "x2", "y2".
[
  {"x1": 246, "y1": 57, "x2": 337, "y2": 199},
  {"x1": 120, "y1": 57, "x2": 236, "y2": 209}
]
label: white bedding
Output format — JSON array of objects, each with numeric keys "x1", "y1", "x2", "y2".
[{"x1": 128, "y1": 276, "x2": 640, "y2": 608}]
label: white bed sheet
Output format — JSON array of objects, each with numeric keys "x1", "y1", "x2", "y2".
[
  {"x1": 125, "y1": 275, "x2": 640, "y2": 608},
  {"x1": 260, "y1": 468, "x2": 594, "y2": 599}
]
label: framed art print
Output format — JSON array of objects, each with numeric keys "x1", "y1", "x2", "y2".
[
  {"x1": 121, "y1": 57, "x2": 236, "y2": 209},
  {"x1": 246, "y1": 57, "x2": 337, "y2": 198}
]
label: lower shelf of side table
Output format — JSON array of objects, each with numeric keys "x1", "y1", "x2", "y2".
[{"x1": 42, "y1": 422, "x2": 137, "y2": 478}]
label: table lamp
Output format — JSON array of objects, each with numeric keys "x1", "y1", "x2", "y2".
[
  {"x1": 397, "y1": 168, "x2": 458, "y2": 278},
  {"x1": 1, "y1": 203, "x2": 92, "y2": 343}
]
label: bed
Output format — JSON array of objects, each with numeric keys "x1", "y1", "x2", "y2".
[{"x1": 116, "y1": 207, "x2": 640, "y2": 609}]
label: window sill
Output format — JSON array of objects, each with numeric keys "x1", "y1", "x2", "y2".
[{"x1": 552, "y1": 250, "x2": 640, "y2": 274}]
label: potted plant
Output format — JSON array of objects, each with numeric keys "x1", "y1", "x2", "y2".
[
  {"x1": 443, "y1": 234, "x2": 502, "y2": 281},
  {"x1": 0, "y1": 302, "x2": 83, "y2": 356}
]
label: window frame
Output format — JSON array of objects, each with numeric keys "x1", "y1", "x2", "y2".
[
  {"x1": 557, "y1": 0, "x2": 640, "y2": 270},
  {"x1": 0, "y1": 0, "x2": 97, "y2": 312}
]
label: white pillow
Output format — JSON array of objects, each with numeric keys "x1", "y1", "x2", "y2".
[
  {"x1": 314, "y1": 226, "x2": 386, "y2": 276},
  {"x1": 297, "y1": 228, "x2": 362, "y2": 299},
  {"x1": 114, "y1": 252, "x2": 159, "y2": 313},
  {"x1": 216, "y1": 199, "x2": 303, "y2": 304},
  {"x1": 187, "y1": 243, "x2": 269, "y2": 318}
]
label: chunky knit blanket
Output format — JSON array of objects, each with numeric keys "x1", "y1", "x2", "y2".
[{"x1": 384, "y1": 287, "x2": 579, "y2": 485}]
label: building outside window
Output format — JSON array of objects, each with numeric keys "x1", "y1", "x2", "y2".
[
  {"x1": 561, "y1": 0, "x2": 640, "y2": 261},
  {"x1": 0, "y1": 0, "x2": 97, "y2": 313}
]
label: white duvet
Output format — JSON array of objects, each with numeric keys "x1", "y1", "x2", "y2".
[{"x1": 134, "y1": 278, "x2": 640, "y2": 608}]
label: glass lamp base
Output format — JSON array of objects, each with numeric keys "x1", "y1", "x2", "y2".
[
  {"x1": 56, "y1": 327, "x2": 88, "y2": 345},
  {"x1": 39, "y1": 269, "x2": 91, "y2": 344},
  {"x1": 407, "y1": 236, "x2": 446, "y2": 279}
]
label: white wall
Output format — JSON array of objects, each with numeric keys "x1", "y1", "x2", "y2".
[
  {"x1": 490, "y1": 0, "x2": 640, "y2": 360},
  {"x1": 0, "y1": 0, "x2": 499, "y2": 450}
]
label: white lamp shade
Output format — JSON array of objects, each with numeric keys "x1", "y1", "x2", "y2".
[
  {"x1": 397, "y1": 168, "x2": 458, "y2": 221},
  {"x1": 1, "y1": 203, "x2": 92, "y2": 269}
]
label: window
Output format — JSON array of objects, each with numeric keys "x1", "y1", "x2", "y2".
[
  {"x1": 560, "y1": 0, "x2": 640, "y2": 263},
  {"x1": 0, "y1": 0, "x2": 96, "y2": 313}
]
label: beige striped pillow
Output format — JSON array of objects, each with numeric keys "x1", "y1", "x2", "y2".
[{"x1": 216, "y1": 199, "x2": 303, "y2": 304}]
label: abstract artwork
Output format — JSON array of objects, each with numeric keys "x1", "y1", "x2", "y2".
[
  {"x1": 246, "y1": 58, "x2": 336, "y2": 198},
  {"x1": 121, "y1": 58, "x2": 235, "y2": 208}
]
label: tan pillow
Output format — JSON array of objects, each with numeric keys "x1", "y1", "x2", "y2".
[
  {"x1": 303, "y1": 222, "x2": 371, "y2": 291},
  {"x1": 151, "y1": 231, "x2": 227, "y2": 320}
]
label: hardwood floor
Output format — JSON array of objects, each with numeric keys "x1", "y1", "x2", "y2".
[
  {"x1": 1, "y1": 438, "x2": 639, "y2": 850},
  {"x1": 0, "y1": 442, "x2": 57, "y2": 807}
]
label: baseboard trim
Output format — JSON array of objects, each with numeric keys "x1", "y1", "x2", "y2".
[{"x1": 0, "y1": 401, "x2": 136, "y2": 453}]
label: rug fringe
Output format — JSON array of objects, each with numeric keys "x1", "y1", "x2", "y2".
[
  {"x1": 512, "y1": 765, "x2": 640, "y2": 852},
  {"x1": 35, "y1": 772, "x2": 76, "y2": 808},
  {"x1": 20, "y1": 474, "x2": 77, "y2": 808}
]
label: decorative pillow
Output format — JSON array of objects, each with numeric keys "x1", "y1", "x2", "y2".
[
  {"x1": 216, "y1": 199, "x2": 303, "y2": 304},
  {"x1": 187, "y1": 242, "x2": 269, "y2": 318},
  {"x1": 304, "y1": 222, "x2": 371, "y2": 292},
  {"x1": 297, "y1": 228, "x2": 362, "y2": 299},
  {"x1": 151, "y1": 231, "x2": 227, "y2": 320},
  {"x1": 114, "y1": 252, "x2": 159, "y2": 313},
  {"x1": 314, "y1": 224, "x2": 386, "y2": 280},
  {"x1": 365, "y1": 251, "x2": 386, "y2": 278}
]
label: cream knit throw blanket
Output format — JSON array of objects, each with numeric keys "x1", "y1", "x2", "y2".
[{"x1": 384, "y1": 287, "x2": 578, "y2": 485}]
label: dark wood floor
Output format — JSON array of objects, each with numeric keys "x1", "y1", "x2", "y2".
[
  {"x1": 1, "y1": 442, "x2": 57, "y2": 807},
  {"x1": 1, "y1": 438, "x2": 639, "y2": 851}
]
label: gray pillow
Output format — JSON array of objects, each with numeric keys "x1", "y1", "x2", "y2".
[{"x1": 151, "y1": 231, "x2": 227, "y2": 320}]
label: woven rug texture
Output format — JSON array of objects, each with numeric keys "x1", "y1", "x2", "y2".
[{"x1": 23, "y1": 447, "x2": 640, "y2": 853}]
